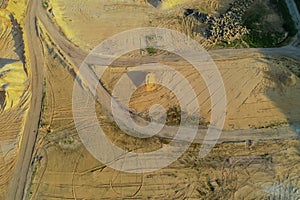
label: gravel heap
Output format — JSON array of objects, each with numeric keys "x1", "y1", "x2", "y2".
[{"x1": 184, "y1": 0, "x2": 255, "y2": 44}]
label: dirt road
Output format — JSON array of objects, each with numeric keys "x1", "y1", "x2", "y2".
[{"x1": 6, "y1": 0, "x2": 44, "y2": 199}]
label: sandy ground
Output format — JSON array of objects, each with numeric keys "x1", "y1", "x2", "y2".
[
  {"x1": 45, "y1": 0, "x2": 300, "y2": 129},
  {"x1": 0, "y1": 0, "x2": 29, "y2": 198},
  {"x1": 28, "y1": 65, "x2": 300, "y2": 198},
  {"x1": 0, "y1": 0, "x2": 297, "y2": 199},
  {"x1": 29, "y1": 138, "x2": 300, "y2": 199},
  {"x1": 100, "y1": 54, "x2": 300, "y2": 130},
  {"x1": 48, "y1": 0, "x2": 233, "y2": 51},
  {"x1": 19, "y1": 0, "x2": 300, "y2": 199},
  {"x1": 24, "y1": 25, "x2": 300, "y2": 198},
  {"x1": 26, "y1": 52, "x2": 300, "y2": 199},
  {"x1": 49, "y1": 0, "x2": 154, "y2": 51}
]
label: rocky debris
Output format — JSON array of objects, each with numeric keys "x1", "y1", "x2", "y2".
[
  {"x1": 184, "y1": 9, "x2": 208, "y2": 23},
  {"x1": 185, "y1": 0, "x2": 255, "y2": 44}
]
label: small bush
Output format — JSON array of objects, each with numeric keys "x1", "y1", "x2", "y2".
[
  {"x1": 145, "y1": 46, "x2": 157, "y2": 55},
  {"x1": 42, "y1": 1, "x2": 49, "y2": 9}
]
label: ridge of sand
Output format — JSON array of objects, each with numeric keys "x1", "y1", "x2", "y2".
[{"x1": 0, "y1": 1, "x2": 29, "y2": 198}]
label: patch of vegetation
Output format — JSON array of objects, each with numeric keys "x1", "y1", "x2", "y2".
[
  {"x1": 243, "y1": 30, "x2": 284, "y2": 48},
  {"x1": 215, "y1": 39, "x2": 249, "y2": 49},
  {"x1": 249, "y1": 121, "x2": 288, "y2": 129},
  {"x1": 26, "y1": 165, "x2": 37, "y2": 199},
  {"x1": 140, "y1": 105, "x2": 209, "y2": 128},
  {"x1": 271, "y1": 0, "x2": 297, "y2": 36},
  {"x1": 42, "y1": 1, "x2": 49, "y2": 9},
  {"x1": 166, "y1": 106, "x2": 181, "y2": 125},
  {"x1": 242, "y1": 0, "x2": 296, "y2": 47},
  {"x1": 242, "y1": 2, "x2": 281, "y2": 47},
  {"x1": 41, "y1": 78, "x2": 47, "y2": 112},
  {"x1": 62, "y1": 137, "x2": 74, "y2": 145},
  {"x1": 145, "y1": 46, "x2": 157, "y2": 55},
  {"x1": 151, "y1": 106, "x2": 209, "y2": 128}
]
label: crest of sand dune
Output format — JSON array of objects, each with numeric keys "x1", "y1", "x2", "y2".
[{"x1": 160, "y1": 0, "x2": 196, "y2": 9}]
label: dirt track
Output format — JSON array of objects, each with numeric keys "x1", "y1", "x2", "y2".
[{"x1": 7, "y1": 0, "x2": 44, "y2": 199}]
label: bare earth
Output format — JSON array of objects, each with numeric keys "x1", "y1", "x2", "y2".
[{"x1": 0, "y1": 0, "x2": 300, "y2": 199}]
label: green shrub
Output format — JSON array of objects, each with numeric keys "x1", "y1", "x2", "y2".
[
  {"x1": 145, "y1": 46, "x2": 157, "y2": 55},
  {"x1": 42, "y1": 1, "x2": 49, "y2": 9},
  {"x1": 242, "y1": 0, "x2": 297, "y2": 47}
]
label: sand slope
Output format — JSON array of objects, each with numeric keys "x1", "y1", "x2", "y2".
[{"x1": 0, "y1": 2, "x2": 28, "y2": 198}]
